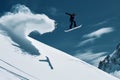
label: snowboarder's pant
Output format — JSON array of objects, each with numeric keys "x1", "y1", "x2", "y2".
[{"x1": 69, "y1": 21, "x2": 77, "y2": 29}]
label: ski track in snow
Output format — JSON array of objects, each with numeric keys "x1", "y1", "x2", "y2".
[
  {"x1": 0, "y1": 66, "x2": 29, "y2": 80},
  {"x1": 0, "y1": 58, "x2": 40, "y2": 80}
]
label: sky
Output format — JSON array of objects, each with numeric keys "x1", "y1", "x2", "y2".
[{"x1": 0, "y1": 0, "x2": 120, "y2": 65}]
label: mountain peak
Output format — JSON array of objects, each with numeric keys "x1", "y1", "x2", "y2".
[{"x1": 98, "y1": 42, "x2": 120, "y2": 78}]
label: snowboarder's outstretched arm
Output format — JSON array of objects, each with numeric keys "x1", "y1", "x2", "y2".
[{"x1": 65, "y1": 12, "x2": 71, "y2": 16}]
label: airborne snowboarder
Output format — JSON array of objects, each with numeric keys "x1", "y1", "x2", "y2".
[{"x1": 65, "y1": 12, "x2": 77, "y2": 29}]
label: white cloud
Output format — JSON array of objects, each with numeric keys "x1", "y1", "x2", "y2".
[
  {"x1": 84, "y1": 27, "x2": 114, "y2": 38},
  {"x1": 92, "y1": 19, "x2": 110, "y2": 27},
  {"x1": 0, "y1": 4, "x2": 56, "y2": 55},
  {"x1": 77, "y1": 27, "x2": 114, "y2": 47},
  {"x1": 78, "y1": 38, "x2": 95, "y2": 46},
  {"x1": 75, "y1": 50, "x2": 107, "y2": 66},
  {"x1": 93, "y1": 20, "x2": 108, "y2": 27},
  {"x1": 92, "y1": 17, "x2": 116, "y2": 27}
]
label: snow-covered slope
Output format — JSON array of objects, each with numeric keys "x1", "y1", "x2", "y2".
[
  {"x1": 0, "y1": 4, "x2": 119, "y2": 80},
  {"x1": 0, "y1": 34, "x2": 119, "y2": 80}
]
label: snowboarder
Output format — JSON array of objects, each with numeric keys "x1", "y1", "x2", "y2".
[{"x1": 65, "y1": 12, "x2": 77, "y2": 29}]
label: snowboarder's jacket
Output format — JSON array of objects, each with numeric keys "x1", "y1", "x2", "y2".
[{"x1": 65, "y1": 13, "x2": 75, "y2": 22}]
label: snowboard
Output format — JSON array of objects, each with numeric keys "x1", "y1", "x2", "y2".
[{"x1": 65, "y1": 25, "x2": 82, "y2": 32}]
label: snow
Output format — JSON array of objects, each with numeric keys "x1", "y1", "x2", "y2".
[
  {"x1": 0, "y1": 4, "x2": 119, "y2": 80},
  {"x1": 98, "y1": 43, "x2": 120, "y2": 78},
  {"x1": 0, "y1": 34, "x2": 119, "y2": 80},
  {"x1": 0, "y1": 4, "x2": 55, "y2": 55}
]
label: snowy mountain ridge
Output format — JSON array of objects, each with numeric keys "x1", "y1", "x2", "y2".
[{"x1": 98, "y1": 42, "x2": 120, "y2": 78}]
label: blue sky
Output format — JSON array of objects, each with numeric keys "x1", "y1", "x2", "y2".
[{"x1": 1, "y1": 0, "x2": 120, "y2": 65}]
